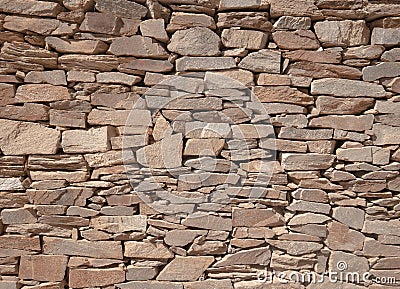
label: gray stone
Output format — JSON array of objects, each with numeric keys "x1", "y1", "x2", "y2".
[
  {"x1": 95, "y1": 0, "x2": 147, "y2": 19},
  {"x1": 371, "y1": 28, "x2": 400, "y2": 46},
  {"x1": 176, "y1": 57, "x2": 236, "y2": 71},
  {"x1": 274, "y1": 16, "x2": 311, "y2": 30},
  {"x1": 363, "y1": 62, "x2": 400, "y2": 81},
  {"x1": 221, "y1": 29, "x2": 268, "y2": 50},
  {"x1": 109, "y1": 36, "x2": 168, "y2": 58},
  {"x1": 239, "y1": 49, "x2": 281, "y2": 73},
  {"x1": 333, "y1": 207, "x2": 365, "y2": 230}
]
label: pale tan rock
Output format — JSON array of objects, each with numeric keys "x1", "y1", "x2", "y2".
[
  {"x1": 221, "y1": 29, "x2": 267, "y2": 50},
  {"x1": 50, "y1": 110, "x2": 86, "y2": 128},
  {"x1": 61, "y1": 126, "x2": 114, "y2": 153},
  {"x1": 119, "y1": 59, "x2": 173, "y2": 73},
  {"x1": 90, "y1": 216, "x2": 147, "y2": 233},
  {"x1": 0, "y1": 83, "x2": 15, "y2": 98},
  {"x1": 45, "y1": 37, "x2": 108, "y2": 54},
  {"x1": 1, "y1": 208, "x2": 36, "y2": 224},
  {"x1": 69, "y1": 268, "x2": 125, "y2": 288},
  {"x1": 284, "y1": 49, "x2": 342, "y2": 63},
  {"x1": 373, "y1": 124, "x2": 400, "y2": 145},
  {"x1": 59, "y1": 54, "x2": 119, "y2": 71},
  {"x1": 91, "y1": 92, "x2": 139, "y2": 109},
  {"x1": 274, "y1": 16, "x2": 312, "y2": 30},
  {"x1": 15, "y1": 84, "x2": 71, "y2": 103},
  {"x1": 96, "y1": 72, "x2": 141, "y2": 85},
  {"x1": 362, "y1": 220, "x2": 400, "y2": 237},
  {"x1": 27, "y1": 187, "x2": 94, "y2": 206},
  {"x1": 371, "y1": 27, "x2": 400, "y2": 46},
  {"x1": 311, "y1": 78, "x2": 386, "y2": 98},
  {"x1": 3, "y1": 16, "x2": 75, "y2": 36},
  {"x1": 239, "y1": 49, "x2": 281, "y2": 73},
  {"x1": 0, "y1": 103, "x2": 49, "y2": 122},
  {"x1": 333, "y1": 207, "x2": 365, "y2": 230},
  {"x1": 168, "y1": 27, "x2": 220, "y2": 56},
  {"x1": 124, "y1": 241, "x2": 173, "y2": 260},
  {"x1": 157, "y1": 256, "x2": 214, "y2": 281},
  {"x1": 288, "y1": 61, "x2": 362, "y2": 79},
  {"x1": 0, "y1": 178, "x2": 24, "y2": 191},
  {"x1": 382, "y1": 47, "x2": 400, "y2": 61},
  {"x1": 273, "y1": 30, "x2": 320, "y2": 50},
  {"x1": 185, "y1": 280, "x2": 233, "y2": 289},
  {"x1": 364, "y1": 238, "x2": 400, "y2": 257},
  {"x1": 270, "y1": 0, "x2": 322, "y2": 19},
  {"x1": 217, "y1": 12, "x2": 272, "y2": 32},
  {"x1": 214, "y1": 247, "x2": 271, "y2": 267},
  {"x1": 43, "y1": 237, "x2": 123, "y2": 259},
  {"x1": 167, "y1": 12, "x2": 216, "y2": 31},
  {"x1": 67, "y1": 70, "x2": 96, "y2": 82},
  {"x1": 344, "y1": 45, "x2": 385, "y2": 59},
  {"x1": 336, "y1": 147, "x2": 372, "y2": 162},
  {"x1": 0, "y1": 119, "x2": 60, "y2": 155},
  {"x1": 310, "y1": 115, "x2": 374, "y2": 132},
  {"x1": 140, "y1": 19, "x2": 169, "y2": 42},
  {"x1": 182, "y1": 214, "x2": 232, "y2": 231},
  {"x1": 63, "y1": 0, "x2": 94, "y2": 11},
  {"x1": 316, "y1": 96, "x2": 374, "y2": 115},
  {"x1": 95, "y1": 0, "x2": 147, "y2": 19},
  {"x1": 325, "y1": 221, "x2": 365, "y2": 251},
  {"x1": 219, "y1": 0, "x2": 266, "y2": 11},
  {"x1": 279, "y1": 127, "x2": 332, "y2": 140},
  {"x1": 315, "y1": 20, "x2": 370, "y2": 47},
  {"x1": 254, "y1": 86, "x2": 314, "y2": 105},
  {"x1": 363, "y1": 62, "x2": 400, "y2": 81},
  {"x1": 289, "y1": 213, "x2": 330, "y2": 226},
  {"x1": 109, "y1": 36, "x2": 168, "y2": 58},
  {"x1": 126, "y1": 266, "x2": 158, "y2": 281},
  {"x1": 19, "y1": 255, "x2": 67, "y2": 282},
  {"x1": 268, "y1": 240, "x2": 323, "y2": 256},
  {"x1": 117, "y1": 281, "x2": 183, "y2": 289},
  {"x1": 80, "y1": 12, "x2": 140, "y2": 36},
  {"x1": 25, "y1": 70, "x2": 67, "y2": 86},
  {"x1": 329, "y1": 251, "x2": 369, "y2": 276},
  {"x1": 165, "y1": 230, "x2": 206, "y2": 247},
  {"x1": 184, "y1": 139, "x2": 225, "y2": 156},
  {"x1": 232, "y1": 208, "x2": 284, "y2": 227},
  {"x1": 176, "y1": 57, "x2": 236, "y2": 71},
  {"x1": 0, "y1": 0, "x2": 62, "y2": 17}
]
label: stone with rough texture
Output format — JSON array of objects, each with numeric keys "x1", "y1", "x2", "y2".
[
  {"x1": 310, "y1": 115, "x2": 374, "y2": 132},
  {"x1": 168, "y1": 12, "x2": 216, "y2": 31},
  {"x1": 168, "y1": 27, "x2": 220, "y2": 56},
  {"x1": 0, "y1": 0, "x2": 62, "y2": 17},
  {"x1": 239, "y1": 50, "x2": 281, "y2": 73},
  {"x1": 363, "y1": 62, "x2": 400, "y2": 81},
  {"x1": 140, "y1": 19, "x2": 169, "y2": 42},
  {"x1": 45, "y1": 37, "x2": 108, "y2": 54},
  {"x1": 19, "y1": 255, "x2": 68, "y2": 282},
  {"x1": 182, "y1": 214, "x2": 232, "y2": 231},
  {"x1": 325, "y1": 221, "x2": 365, "y2": 251},
  {"x1": 3, "y1": 16, "x2": 75, "y2": 36},
  {"x1": 282, "y1": 153, "x2": 335, "y2": 170},
  {"x1": 284, "y1": 50, "x2": 343, "y2": 64},
  {"x1": 176, "y1": 57, "x2": 236, "y2": 71},
  {"x1": 157, "y1": 256, "x2": 214, "y2": 281},
  {"x1": 79, "y1": 12, "x2": 139, "y2": 36},
  {"x1": 69, "y1": 268, "x2": 125, "y2": 288},
  {"x1": 222, "y1": 29, "x2": 268, "y2": 50},
  {"x1": 62, "y1": 126, "x2": 113, "y2": 153},
  {"x1": 109, "y1": 36, "x2": 168, "y2": 58},
  {"x1": 117, "y1": 282, "x2": 183, "y2": 289},
  {"x1": 15, "y1": 84, "x2": 71, "y2": 103},
  {"x1": 1, "y1": 208, "x2": 36, "y2": 224},
  {"x1": 373, "y1": 124, "x2": 400, "y2": 145},
  {"x1": 125, "y1": 241, "x2": 173, "y2": 260},
  {"x1": 0, "y1": 119, "x2": 60, "y2": 155},
  {"x1": 315, "y1": 20, "x2": 370, "y2": 47},
  {"x1": 254, "y1": 86, "x2": 314, "y2": 105},
  {"x1": 316, "y1": 96, "x2": 374, "y2": 115},
  {"x1": 232, "y1": 208, "x2": 284, "y2": 227},
  {"x1": 333, "y1": 207, "x2": 365, "y2": 230},
  {"x1": 95, "y1": 0, "x2": 147, "y2": 19},
  {"x1": 217, "y1": 12, "x2": 272, "y2": 32},
  {"x1": 25, "y1": 70, "x2": 67, "y2": 86},
  {"x1": 184, "y1": 139, "x2": 225, "y2": 156},
  {"x1": 59, "y1": 54, "x2": 119, "y2": 71},
  {"x1": 274, "y1": 16, "x2": 311, "y2": 30},
  {"x1": 96, "y1": 72, "x2": 141, "y2": 85},
  {"x1": 273, "y1": 30, "x2": 320, "y2": 50},
  {"x1": 372, "y1": 28, "x2": 400, "y2": 46},
  {"x1": 214, "y1": 247, "x2": 271, "y2": 267}
]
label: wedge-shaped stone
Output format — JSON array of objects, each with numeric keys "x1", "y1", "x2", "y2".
[
  {"x1": 69, "y1": 268, "x2": 126, "y2": 288},
  {"x1": 373, "y1": 124, "x2": 400, "y2": 145},
  {"x1": 168, "y1": 27, "x2": 220, "y2": 56},
  {"x1": 363, "y1": 62, "x2": 400, "y2": 81},
  {"x1": 62, "y1": 126, "x2": 114, "y2": 153},
  {"x1": 0, "y1": 0, "x2": 62, "y2": 17},
  {"x1": 239, "y1": 49, "x2": 281, "y2": 73},
  {"x1": 314, "y1": 20, "x2": 370, "y2": 47},
  {"x1": 310, "y1": 115, "x2": 374, "y2": 132},
  {"x1": 215, "y1": 247, "x2": 271, "y2": 267},
  {"x1": 91, "y1": 92, "x2": 139, "y2": 109},
  {"x1": 182, "y1": 214, "x2": 232, "y2": 231},
  {"x1": 311, "y1": 78, "x2": 386, "y2": 98},
  {"x1": 45, "y1": 37, "x2": 108, "y2": 54},
  {"x1": 26, "y1": 187, "x2": 94, "y2": 206},
  {"x1": 289, "y1": 213, "x2": 330, "y2": 226},
  {"x1": 109, "y1": 36, "x2": 168, "y2": 58},
  {"x1": 0, "y1": 178, "x2": 24, "y2": 191},
  {"x1": 141, "y1": 19, "x2": 169, "y2": 42},
  {"x1": 59, "y1": 54, "x2": 119, "y2": 71},
  {"x1": 1, "y1": 208, "x2": 37, "y2": 224},
  {"x1": 95, "y1": 0, "x2": 147, "y2": 19},
  {"x1": 325, "y1": 221, "x2": 365, "y2": 252},
  {"x1": 15, "y1": 84, "x2": 70, "y2": 103},
  {"x1": 268, "y1": 240, "x2": 323, "y2": 256},
  {"x1": 254, "y1": 86, "x2": 313, "y2": 105},
  {"x1": 0, "y1": 119, "x2": 60, "y2": 155},
  {"x1": 282, "y1": 153, "x2": 335, "y2": 171},
  {"x1": 316, "y1": 96, "x2": 374, "y2": 115},
  {"x1": 273, "y1": 30, "x2": 320, "y2": 50},
  {"x1": 374, "y1": 100, "x2": 400, "y2": 114},
  {"x1": 371, "y1": 28, "x2": 400, "y2": 46},
  {"x1": 176, "y1": 57, "x2": 236, "y2": 71},
  {"x1": 344, "y1": 45, "x2": 385, "y2": 59},
  {"x1": 3, "y1": 16, "x2": 75, "y2": 36},
  {"x1": 90, "y1": 216, "x2": 147, "y2": 233},
  {"x1": 157, "y1": 256, "x2": 214, "y2": 281},
  {"x1": 19, "y1": 255, "x2": 68, "y2": 282},
  {"x1": 124, "y1": 241, "x2": 173, "y2": 260},
  {"x1": 233, "y1": 208, "x2": 284, "y2": 227},
  {"x1": 43, "y1": 237, "x2": 123, "y2": 259},
  {"x1": 222, "y1": 29, "x2": 267, "y2": 50}
]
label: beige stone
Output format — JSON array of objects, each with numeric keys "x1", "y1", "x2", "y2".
[
  {"x1": 95, "y1": 0, "x2": 147, "y2": 19},
  {"x1": 325, "y1": 221, "x2": 365, "y2": 251},
  {"x1": 283, "y1": 50, "x2": 342, "y2": 63},
  {"x1": 109, "y1": 36, "x2": 168, "y2": 58},
  {"x1": 371, "y1": 27, "x2": 400, "y2": 46},
  {"x1": 279, "y1": 127, "x2": 332, "y2": 140},
  {"x1": 217, "y1": 12, "x2": 272, "y2": 32},
  {"x1": 157, "y1": 256, "x2": 214, "y2": 281},
  {"x1": 273, "y1": 30, "x2": 320, "y2": 50},
  {"x1": 167, "y1": 12, "x2": 216, "y2": 31},
  {"x1": 222, "y1": 29, "x2": 267, "y2": 50},
  {"x1": 184, "y1": 139, "x2": 225, "y2": 156},
  {"x1": 373, "y1": 124, "x2": 400, "y2": 145},
  {"x1": 19, "y1": 255, "x2": 67, "y2": 282},
  {"x1": 120, "y1": 59, "x2": 173, "y2": 73},
  {"x1": 333, "y1": 207, "x2": 365, "y2": 230},
  {"x1": 288, "y1": 61, "x2": 362, "y2": 79},
  {"x1": 124, "y1": 241, "x2": 173, "y2": 259},
  {"x1": 1, "y1": 208, "x2": 36, "y2": 224},
  {"x1": 96, "y1": 72, "x2": 141, "y2": 85},
  {"x1": 59, "y1": 54, "x2": 119, "y2": 71},
  {"x1": 270, "y1": 0, "x2": 322, "y2": 19},
  {"x1": 215, "y1": 247, "x2": 271, "y2": 267},
  {"x1": 3, "y1": 16, "x2": 75, "y2": 36},
  {"x1": 239, "y1": 50, "x2": 281, "y2": 73},
  {"x1": 232, "y1": 208, "x2": 284, "y2": 227},
  {"x1": 46, "y1": 37, "x2": 108, "y2": 54},
  {"x1": 176, "y1": 57, "x2": 236, "y2": 71},
  {"x1": 15, "y1": 84, "x2": 70, "y2": 103},
  {"x1": 90, "y1": 216, "x2": 146, "y2": 233},
  {"x1": 182, "y1": 214, "x2": 232, "y2": 231},
  {"x1": 168, "y1": 27, "x2": 220, "y2": 56},
  {"x1": 254, "y1": 86, "x2": 313, "y2": 105},
  {"x1": 25, "y1": 70, "x2": 67, "y2": 86},
  {"x1": 69, "y1": 268, "x2": 125, "y2": 288},
  {"x1": 117, "y1": 281, "x2": 183, "y2": 289},
  {"x1": 267, "y1": 240, "x2": 323, "y2": 256},
  {"x1": 61, "y1": 126, "x2": 114, "y2": 153},
  {"x1": 310, "y1": 115, "x2": 374, "y2": 132},
  {"x1": 80, "y1": 12, "x2": 139, "y2": 36},
  {"x1": 316, "y1": 96, "x2": 374, "y2": 115},
  {"x1": 27, "y1": 187, "x2": 94, "y2": 206},
  {"x1": 0, "y1": 103, "x2": 49, "y2": 122},
  {"x1": 0, "y1": 0, "x2": 62, "y2": 17},
  {"x1": 315, "y1": 20, "x2": 370, "y2": 47},
  {"x1": 363, "y1": 62, "x2": 400, "y2": 81},
  {"x1": 0, "y1": 119, "x2": 60, "y2": 155},
  {"x1": 140, "y1": 19, "x2": 169, "y2": 42},
  {"x1": 274, "y1": 16, "x2": 311, "y2": 30},
  {"x1": 329, "y1": 251, "x2": 369, "y2": 276}
]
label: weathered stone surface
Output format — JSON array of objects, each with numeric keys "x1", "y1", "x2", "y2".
[
  {"x1": 140, "y1": 19, "x2": 169, "y2": 42},
  {"x1": 336, "y1": 147, "x2": 372, "y2": 162},
  {"x1": 311, "y1": 78, "x2": 387, "y2": 98},
  {"x1": 274, "y1": 16, "x2": 311, "y2": 30},
  {"x1": 80, "y1": 12, "x2": 139, "y2": 36},
  {"x1": 176, "y1": 57, "x2": 236, "y2": 71},
  {"x1": 315, "y1": 20, "x2": 370, "y2": 47},
  {"x1": 183, "y1": 139, "x2": 225, "y2": 156},
  {"x1": 126, "y1": 266, "x2": 157, "y2": 281},
  {"x1": 217, "y1": 12, "x2": 272, "y2": 32},
  {"x1": 59, "y1": 54, "x2": 119, "y2": 71},
  {"x1": 0, "y1": 178, "x2": 24, "y2": 191},
  {"x1": 167, "y1": 12, "x2": 215, "y2": 31},
  {"x1": 316, "y1": 96, "x2": 374, "y2": 115},
  {"x1": 325, "y1": 221, "x2": 365, "y2": 251},
  {"x1": 333, "y1": 207, "x2": 365, "y2": 230},
  {"x1": 91, "y1": 92, "x2": 139, "y2": 109},
  {"x1": 254, "y1": 86, "x2": 313, "y2": 105},
  {"x1": 96, "y1": 72, "x2": 140, "y2": 85},
  {"x1": 90, "y1": 216, "x2": 147, "y2": 233},
  {"x1": 27, "y1": 187, "x2": 94, "y2": 206},
  {"x1": 270, "y1": 0, "x2": 322, "y2": 19},
  {"x1": 50, "y1": 109, "x2": 86, "y2": 128},
  {"x1": 0, "y1": 119, "x2": 60, "y2": 155},
  {"x1": 62, "y1": 126, "x2": 113, "y2": 153},
  {"x1": 362, "y1": 220, "x2": 400, "y2": 237},
  {"x1": 283, "y1": 50, "x2": 342, "y2": 64},
  {"x1": 0, "y1": 0, "x2": 62, "y2": 17},
  {"x1": 119, "y1": 59, "x2": 173, "y2": 73},
  {"x1": 373, "y1": 124, "x2": 400, "y2": 145},
  {"x1": 310, "y1": 115, "x2": 374, "y2": 132},
  {"x1": 69, "y1": 268, "x2": 126, "y2": 288},
  {"x1": 46, "y1": 37, "x2": 108, "y2": 54},
  {"x1": 288, "y1": 61, "x2": 362, "y2": 79},
  {"x1": 214, "y1": 247, "x2": 271, "y2": 266},
  {"x1": 222, "y1": 29, "x2": 267, "y2": 50},
  {"x1": 19, "y1": 255, "x2": 67, "y2": 282},
  {"x1": 344, "y1": 45, "x2": 385, "y2": 59},
  {"x1": 185, "y1": 280, "x2": 233, "y2": 289},
  {"x1": 15, "y1": 84, "x2": 70, "y2": 103},
  {"x1": 239, "y1": 50, "x2": 281, "y2": 73},
  {"x1": 279, "y1": 127, "x2": 332, "y2": 140},
  {"x1": 273, "y1": 30, "x2": 320, "y2": 50},
  {"x1": 43, "y1": 237, "x2": 122, "y2": 259},
  {"x1": 3, "y1": 16, "x2": 75, "y2": 36},
  {"x1": 168, "y1": 27, "x2": 220, "y2": 56},
  {"x1": 0, "y1": 103, "x2": 49, "y2": 122},
  {"x1": 1, "y1": 208, "x2": 36, "y2": 224},
  {"x1": 182, "y1": 214, "x2": 232, "y2": 231},
  {"x1": 125, "y1": 241, "x2": 173, "y2": 259},
  {"x1": 117, "y1": 281, "x2": 183, "y2": 289},
  {"x1": 219, "y1": 0, "x2": 266, "y2": 11},
  {"x1": 382, "y1": 48, "x2": 400, "y2": 61},
  {"x1": 157, "y1": 256, "x2": 214, "y2": 281},
  {"x1": 287, "y1": 200, "x2": 331, "y2": 215},
  {"x1": 25, "y1": 70, "x2": 67, "y2": 86},
  {"x1": 109, "y1": 36, "x2": 168, "y2": 58},
  {"x1": 267, "y1": 240, "x2": 323, "y2": 256},
  {"x1": 95, "y1": 0, "x2": 147, "y2": 19},
  {"x1": 232, "y1": 208, "x2": 284, "y2": 227},
  {"x1": 371, "y1": 28, "x2": 400, "y2": 46},
  {"x1": 363, "y1": 62, "x2": 400, "y2": 81}
]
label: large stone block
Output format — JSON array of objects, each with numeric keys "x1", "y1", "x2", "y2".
[
  {"x1": 19, "y1": 255, "x2": 68, "y2": 282},
  {"x1": 62, "y1": 126, "x2": 114, "y2": 153}
]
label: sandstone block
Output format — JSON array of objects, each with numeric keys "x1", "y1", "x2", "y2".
[
  {"x1": 119, "y1": 59, "x2": 173, "y2": 73},
  {"x1": 140, "y1": 19, "x2": 169, "y2": 42},
  {"x1": 337, "y1": 147, "x2": 372, "y2": 162},
  {"x1": 61, "y1": 126, "x2": 114, "y2": 153},
  {"x1": 254, "y1": 86, "x2": 313, "y2": 105},
  {"x1": 3, "y1": 16, "x2": 75, "y2": 36},
  {"x1": 59, "y1": 54, "x2": 119, "y2": 71},
  {"x1": 222, "y1": 29, "x2": 267, "y2": 50},
  {"x1": 167, "y1": 12, "x2": 216, "y2": 31},
  {"x1": 15, "y1": 84, "x2": 71, "y2": 103},
  {"x1": 27, "y1": 187, "x2": 94, "y2": 206},
  {"x1": 273, "y1": 30, "x2": 320, "y2": 50},
  {"x1": 124, "y1": 241, "x2": 173, "y2": 260},
  {"x1": 1, "y1": 208, "x2": 37, "y2": 224},
  {"x1": 217, "y1": 12, "x2": 272, "y2": 32},
  {"x1": 274, "y1": 16, "x2": 311, "y2": 30},
  {"x1": 282, "y1": 153, "x2": 335, "y2": 171},
  {"x1": 363, "y1": 62, "x2": 400, "y2": 81},
  {"x1": 176, "y1": 57, "x2": 236, "y2": 71},
  {"x1": 50, "y1": 110, "x2": 86, "y2": 128},
  {"x1": 90, "y1": 216, "x2": 147, "y2": 233},
  {"x1": 183, "y1": 139, "x2": 225, "y2": 156},
  {"x1": 278, "y1": 127, "x2": 333, "y2": 140},
  {"x1": 157, "y1": 256, "x2": 214, "y2": 281},
  {"x1": 69, "y1": 268, "x2": 125, "y2": 288},
  {"x1": 316, "y1": 96, "x2": 374, "y2": 115},
  {"x1": 182, "y1": 214, "x2": 232, "y2": 231},
  {"x1": 310, "y1": 115, "x2": 374, "y2": 132},
  {"x1": 0, "y1": 0, "x2": 62, "y2": 17},
  {"x1": 371, "y1": 28, "x2": 400, "y2": 46},
  {"x1": 214, "y1": 247, "x2": 271, "y2": 267},
  {"x1": 117, "y1": 281, "x2": 183, "y2": 289},
  {"x1": 109, "y1": 36, "x2": 168, "y2": 58},
  {"x1": 80, "y1": 12, "x2": 139, "y2": 35},
  {"x1": 325, "y1": 221, "x2": 365, "y2": 251},
  {"x1": 239, "y1": 49, "x2": 281, "y2": 73},
  {"x1": 45, "y1": 37, "x2": 108, "y2": 54},
  {"x1": 232, "y1": 208, "x2": 284, "y2": 227},
  {"x1": 25, "y1": 70, "x2": 67, "y2": 86},
  {"x1": 333, "y1": 207, "x2": 365, "y2": 230},
  {"x1": 19, "y1": 255, "x2": 68, "y2": 282},
  {"x1": 373, "y1": 124, "x2": 400, "y2": 145},
  {"x1": 95, "y1": 0, "x2": 147, "y2": 19},
  {"x1": 96, "y1": 72, "x2": 141, "y2": 85}
]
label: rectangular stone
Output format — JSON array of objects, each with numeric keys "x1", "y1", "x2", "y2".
[
  {"x1": 282, "y1": 153, "x2": 335, "y2": 170},
  {"x1": 124, "y1": 241, "x2": 173, "y2": 260},
  {"x1": 26, "y1": 187, "x2": 94, "y2": 206},
  {"x1": 0, "y1": 0, "x2": 62, "y2": 17},
  {"x1": 62, "y1": 126, "x2": 114, "y2": 153},
  {"x1": 59, "y1": 54, "x2": 119, "y2": 71},
  {"x1": 19, "y1": 255, "x2": 68, "y2": 282},
  {"x1": 176, "y1": 57, "x2": 236, "y2": 71},
  {"x1": 90, "y1": 216, "x2": 147, "y2": 233},
  {"x1": 50, "y1": 110, "x2": 86, "y2": 128},
  {"x1": 221, "y1": 29, "x2": 268, "y2": 50},
  {"x1": 373, "y1": 124, "x2": 400, "y2": 145},
  {"x1": 69, "y1": 268, "x2": 126, "y2": 288},
  {"x1": 43, "y1": 237, "x2": 123, "y2": 259},
  {"x1": 95, "y1": 0, "x2": 148, "y2": 19},
  {"x1": 279, "y1": 127, "x2": 333, "y2": 140},
  {"x1": 337, "y1": 147, "x2": 373, "y2": 162},
  {"x1": 232, "y1": 208, "x2": 284, "y2": 227},
  {"x1": 88, "y1": 109, "x2": 130, "y2": 126},
  {"x1": 15, "y1": 84, "x2": 71, "y2": 103},
  {"x1": 372, "y1": 28, "x2": 400, "y2": 46},
  {"x1": 309, "y1": 115, "x2": 374, "y2": 132},
  {"x1": 117, "y1": 281, "x2": 183, "y2": 289},
  {"x1": 316, "y1": 96, "x2": 374, "y2": 115}
]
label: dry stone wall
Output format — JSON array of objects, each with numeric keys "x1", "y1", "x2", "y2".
[{"x1": 0, "y1": 0, "x2": 399, "y2": 288}]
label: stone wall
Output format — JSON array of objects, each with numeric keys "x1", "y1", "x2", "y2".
[{"x1": 0, "y1": 0, "x2": 400, "y2": 288}]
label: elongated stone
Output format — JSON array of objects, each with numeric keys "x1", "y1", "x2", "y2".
[
  {"x1": 157, "y1": 256, "x2": 214, "y2": 281},
  {"x1": 95, "y1": 0, "x2": 148, "y2": 19},
  {"x1": 363, "y1": 62, "x2": 400, "y2": 81},
  {"x1": 222, "y1": 29, "x2": 268, "y2": 50},
  {"x1": 15, "y1": 84, "x2": 71, "y2": 103},
  {"x1": 69, "y1": 268, "x2": 126, "y2": 288},
  {"x1": 310, "y1": 115, "x2": 374, "y2": 132},
  {"x1": 176, "y1": 57, "x2": 236, "y2": 71},
  {"x1": 19, "y1": 255, "x2": 68, "y2": 282},
  {"x1": 109, "y1": 36, "x2": 168, "y2": 58},
  {"x1": 273, "y1": 30, "x2": 320, "y2": 50},
  {"x1": 45, "y1": 37, "x2": 108, "y2": 54},
  {"x1": 239, "y1": 49, "x2": 281, "y2": 73},
  {"x1": 0, "y1": 0, "x2": 62, "y2": 17},
  {"x1": 282, "y1": 153, "x2": 335, "y2": 170}
]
